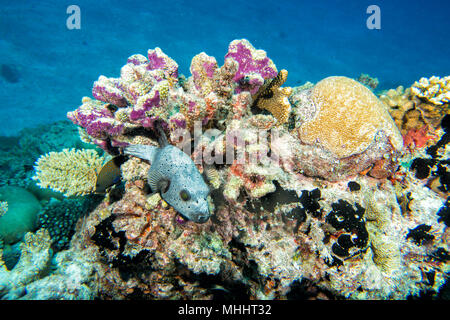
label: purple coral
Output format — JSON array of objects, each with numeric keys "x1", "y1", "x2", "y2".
[
  {"x1": 224, "y1": 39, "x2": 278, "y2": 94},
  {"x1": 129, "y1": 90, "x2": 161, "y2": 122},
  {"x1": 147, "y1": 48, "x2": 179, "y2": 80},
  {"x1": 126, "y1": 54, "x2": 148, "y2": 66},
  {"x1": 92, "y1": 77, "x2": 128, "y2": 107},
  {"x1": 190, "y1": 52, "x2": 218, "y2": 95},
  {"x1": 68, "y1": 101, "x2": 124, "y2": 139}
]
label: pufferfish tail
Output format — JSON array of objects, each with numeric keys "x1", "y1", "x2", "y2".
[{"x1": 124, "y1": 144, "x2": 158, "y2": 163}]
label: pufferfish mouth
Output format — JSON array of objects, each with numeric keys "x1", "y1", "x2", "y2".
[
  {"x1": 195, "y1": 213, "x2": 210, "y2": 224},
  {"x1": 176, "y1": 212, "x2": 210, "y2": 224}
]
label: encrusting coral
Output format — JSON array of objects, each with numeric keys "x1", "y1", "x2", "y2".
[{"x1": 32, "y1": 148, "x2": 105, "y2": 197}]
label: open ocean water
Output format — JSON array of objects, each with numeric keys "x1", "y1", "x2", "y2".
[{"x1": 0, "y1": 0, "x2": 449, "y2": 136}]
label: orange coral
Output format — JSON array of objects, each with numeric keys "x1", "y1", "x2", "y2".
[
  {"x1": 403, "y1": 125, "x2": 438, "y2": 150},
  {"x1": 231, "y1": 92, "x2": 251, "y2": 120}
]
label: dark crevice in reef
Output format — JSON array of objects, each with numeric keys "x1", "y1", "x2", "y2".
[
  {"x1": 287, "y1": 279, "x2": 339, "y2": 300},
  {"x1": 91, "y1": 215, "x2": 120, "y2": 251},
  {"x1": 427, "y1": 114, "x2": 449, "y2": 159},
  {"x1": 410, "y1": 158, "x2": 437, "y2": 179},
  {"x1": 430, "y1": 247, "x2": 450, "y2": 262},
  {"x1": 106, "y1": 181, "x2": 126, "y2": 203},
  {"x1": 173, "y1": 259, "x2": 250, "y2": 300},
  {"x1": 91, "y1": 214, "x2": 154, "y2": 282},
  {"x1": 92, "y1": 215, "x2": 252, "y2": 300},
  {"x1": 406, "y1": 224, "x2": 434, "y2": 246},
  {"x1": 245, "y1": 181, "x2": 323, "y2": 227},
  {"x1": 245, "y1": 181, "x2": 301, "y2": 214},
  {"x1": 437, "y1": 198, "x2": 450, "y2": 227},
  {"x1": 347, "y1": 181, "x2": 361, "y2": 192},
  {"x1": 123, "y1": 126, "x2": 160, "y2": 141}
]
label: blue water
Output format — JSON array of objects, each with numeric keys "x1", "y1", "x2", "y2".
[{"x1": 1, "y1": 0, "x2": 449, "y2": 136}]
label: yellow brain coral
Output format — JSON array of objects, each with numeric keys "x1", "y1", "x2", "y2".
[
  {"x1": 298, "y1": 76, "x2": 403, "y2": 158},
  {"x1": 32, "y1": 148, "x2": 105, "y2": 197}
]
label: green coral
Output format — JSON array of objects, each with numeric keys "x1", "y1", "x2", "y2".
[{"x1": 38, "y1": 198, "x2": 87, "y2": 251}]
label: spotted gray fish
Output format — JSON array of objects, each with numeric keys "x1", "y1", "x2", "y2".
[{"x1": 124, "y1": 127, "x2": 211, "y2": 223}]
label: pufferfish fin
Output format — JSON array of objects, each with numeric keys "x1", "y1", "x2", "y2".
[
  {"x1": 157, "y1": 178, "x2": 171, "y2": 194},
  {"x1": 155, "y1": 122, "x2": 169, "y2": 148},
  {"x1": 148, "y1": 167, "x2": 170, "y2": 194},
  {"x1": 124, "y1": 144, "x2": 158, "y2": 163}
]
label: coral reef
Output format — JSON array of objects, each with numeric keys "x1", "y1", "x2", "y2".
[
  {"x1": 32, "y1": 148, "x2": 105, "y2": 197},
  {"x1": 379, "y1": 84, "x2": 449, "y2": 147},
  {"x1": 224, "y1": 39, "x2": 278, "y2": 95},
  {"x1": 0, "y1": 229, "x2": 52, "y2": 299},
  {"x1": 61, "y1": 159, "x2": 448, "y2": 300},
  {"x1": 15, "y1": 41, "x2": 446, "y2": 301},
  {"x1": 0, "y1": 120, "x2": 85, "y2": 188}
]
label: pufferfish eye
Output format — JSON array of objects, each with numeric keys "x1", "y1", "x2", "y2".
[{"x1": 180, "y1": 189, "x2": 191, "y2": 201}]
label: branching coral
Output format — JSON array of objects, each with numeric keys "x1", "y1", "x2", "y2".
[
  {"x1": 411, "y1": 76, "x2": 450, "y2": 105},
  {"x1": 190, "y1": 52, "x2": 218, "y2": 97},
  {"x1": 224, "y1": 39, "x2": 278, "y2": 95},
  {"x1": 252, "y1": 69, "x2": 292, "y2": 125},
  {"x1": 32, "y1": 148, "x2": 105, "y2": 197},
  {"x1": 0, "y1": 229, "x2": 52, "y2": 299},
  {"x1": 380, "y1": 85, "x2": 449, "y2": 135}
]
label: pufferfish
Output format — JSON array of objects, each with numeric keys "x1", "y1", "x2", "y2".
[{"x1": 124, "y1": 125, "x2": 211, "y2": 223}]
